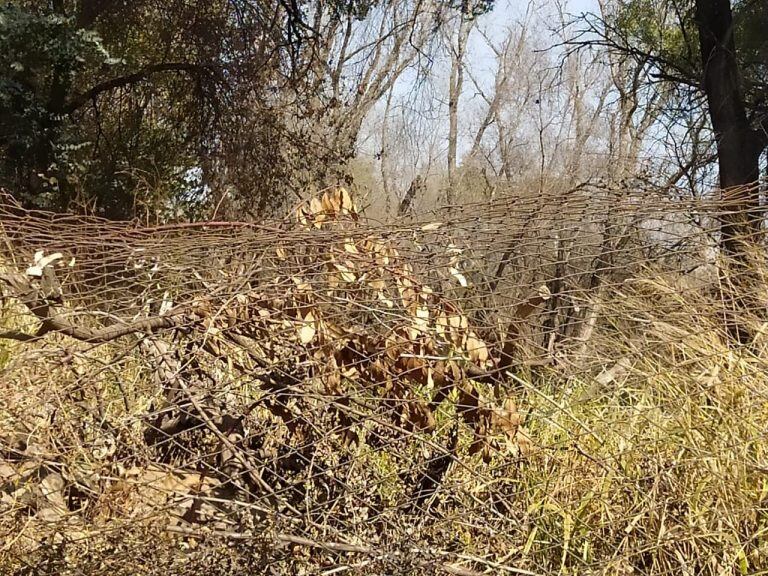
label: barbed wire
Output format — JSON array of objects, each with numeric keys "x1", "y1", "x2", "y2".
[{"x1": 1, "y1": 184, "x2": 767, "y2": 575}]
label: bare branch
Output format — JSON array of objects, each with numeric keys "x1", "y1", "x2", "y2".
[
  {"x1": 0, "y1": 272, "x2": 183, "y2": 343},
  {"x1": 63, "y1": 63, "x2": 217, "y2": 114}
]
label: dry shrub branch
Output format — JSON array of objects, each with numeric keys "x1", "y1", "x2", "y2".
[{"x1": 1, "y1": 185, "x2": 767, "y2": 575}]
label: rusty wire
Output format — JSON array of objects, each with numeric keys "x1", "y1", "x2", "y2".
[{"x1": 1, "y1": 184, "x2": 767, "y2": 575}]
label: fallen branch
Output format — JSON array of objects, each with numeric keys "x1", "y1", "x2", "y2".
[{"x1": 0, "y1": 271, "x2": 183, "y2": 343}]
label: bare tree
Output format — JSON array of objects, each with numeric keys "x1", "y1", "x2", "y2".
[{"x1": 446, "y1": 7, "x2": 477, "y2": 203}]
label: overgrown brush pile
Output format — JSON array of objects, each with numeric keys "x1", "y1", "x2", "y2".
[{"x1": 1, "y1": 188, "x2": 767, "y2": 575}]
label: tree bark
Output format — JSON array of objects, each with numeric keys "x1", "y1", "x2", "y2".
[
  {"x1": 447, "y1": 13, "x2": 474, "y2": 204},
  {"x1": 695, "y1": 0, "x2": 764, "y2": 243},
  {"x1": 694, "y1": 0, "x2": 767, "y2": 343}
]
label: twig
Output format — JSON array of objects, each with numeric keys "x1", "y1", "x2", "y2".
[
  {"x1": 0, "y1": 271, "x2": 184, "y2": 342},
  {"x1": 164, "y1": 525, "x2": 489, "y2": 575}
]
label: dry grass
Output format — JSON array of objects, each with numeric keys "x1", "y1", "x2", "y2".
[
  {"x1": 2, "y1": 191, "x2": 768, "y2": 575},
  {"x1": 508, "y1": 274, "x2": 768, "y2": 575}
]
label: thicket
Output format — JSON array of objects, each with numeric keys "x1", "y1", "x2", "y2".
[
  {"x1": 2, "y1": 1, "x2": 768, "y2": 574},
  {"x1": 1, "y1": 187, "x2": 768, "y2": 575}
]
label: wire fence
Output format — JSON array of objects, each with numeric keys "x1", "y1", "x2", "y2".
[{"x1": 1, "y1": 184, "x2": 767, "y2": 575}]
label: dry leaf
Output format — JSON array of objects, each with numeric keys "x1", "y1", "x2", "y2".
[
  {"x1": 466, "y1": 335, "x2": 489, "y2": 363},
  {"x1": 298, "y1": 311, "x2": 316, "y2": 344},
  {"x1": 449, "y1": 266, "x2": 468, "y2": 287},
  {"x1": 322, "y1": 191, "x2": 338, "y2": 214},
  {"x1": 338, "y1": 188, "x2": 355, "y2": 213},
  {"x1": 335, "y1": 263, "x2": 356, "y2": 283},
  {"x1": 377, "y1": 292, "x2": 394, "y2": 308},
  {"x1": 368, "y1": 278, "x2": 386, "y2": 290},
  {"x1": 26, "y1": 251, "x2": 63, "y2": 277},
  {"x1": 309, "y1": 196, "x2": 323, "y2": 215},
  {"x1": 296, "y1": 205, "x2": 309, "y2": 226}
]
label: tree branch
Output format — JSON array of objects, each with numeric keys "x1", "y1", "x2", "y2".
[
  {"x1": 62, "y1": 62, "x2": 215, "y2": 114},
  {"x1": 0, "y1": 272, "x2": 183, "y2": 343}
]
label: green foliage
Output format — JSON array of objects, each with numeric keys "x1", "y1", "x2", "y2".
[
  {"x1": 0, "y1": 2, "x2": 207, "y2": 217},
  {"x1": 322, "y1": 0, "x2": 495, "y2": 21},
  {"x1": 325, "y1": 0, "x2": 382, "y2": 20},
  {"x1": 610, "y1": 0, "x2": 767, "y2": 86},
  {"x1": 607, "y1": 0, "x2": 767, "y2": 134},
  {"x1": 0, "y1": 0, "x2": 499, "y2": 221},
  {"x1": 0, "y1": 4, "x2": 112, "y2": 209},
  {"x1": 453, "y1": 0, "x2": 495, "y2": 18},
  {"x1": 734, "y1": 0, "x2": 768, "y2": 100},
  {"x1": 613, "y1": 0, "x2": 693, "y2": 72},
  {"x1": 0, "y1": 1, "x2": 345, "y2": 220}
]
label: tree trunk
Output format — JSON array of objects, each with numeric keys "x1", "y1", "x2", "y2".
[
  {"x1": 695, "y1": 0, "x2": 763, "y2": 237},
  {"x1": 447, "y1": 13, "x2": 473, "y2": 204},
  {"x1": 694, "y1": 0, "x2": 766, "y2": 343}
]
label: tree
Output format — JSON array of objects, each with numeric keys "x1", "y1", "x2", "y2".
[
  {"x1": 0, "y1": 0, "x2": 445, "y2": 220},
  {"x1": 693, "y1": 0, "x2": 765, "y2": 247},
  {"x1": 573, "y1": 0, "x2": 768, "y2": 342},
  {"x1": 0, "y1": 1, "x2": 285, "y2": 218},
  {"x1": 446, "y1": 4, "x2": 476, "y2": 203},
  {"x1": 579, "y1": 0, "x2": 767, "y2": 197}
]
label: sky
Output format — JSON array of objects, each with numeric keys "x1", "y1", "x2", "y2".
[
  {"x1": 466, "y1": 0, "x2": 603, "y2": 92},
  {"x1": 358, "y1": 0, "x2": 607, "y2": 175},
  {"x1": 480, "y1": 0, "x2": 601, "y2": 52}
]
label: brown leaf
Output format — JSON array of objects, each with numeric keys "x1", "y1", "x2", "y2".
[
  {"x1": 298, "y1": 310, "x2": 316, "y2": 344},
  {"x1": 466, "y1": 335, "x2": 489, "y2": 363},
  {"x1": 338, "y1": 187, "x2": 355, "y2": 213},
  {"x1": 322, "y1": 191, "x2": 339, "y2": 214},
  {"x1": 334, "y1": 262, "x2": 356, "y2": 283},
  {"x1": 404, "y1": 400, "x2": 435, "y2": 431},
  {"x1": 492, "y1": 397, "x2": 522, "y2": 438}
]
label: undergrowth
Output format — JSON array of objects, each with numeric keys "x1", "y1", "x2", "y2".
[{"x1": 2, "y1": 257, "x2": 768, "y2": 576}]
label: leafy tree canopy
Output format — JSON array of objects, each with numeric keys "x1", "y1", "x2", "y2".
[{"x1": 604, "y1": 0, "x2": 767, "y2": 132}]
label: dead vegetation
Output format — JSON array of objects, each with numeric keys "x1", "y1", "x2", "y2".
[{"x1": 1, "y1": 186, "x2": 767, "y2": 575}]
